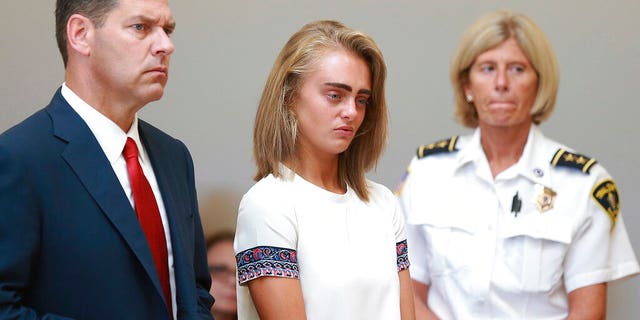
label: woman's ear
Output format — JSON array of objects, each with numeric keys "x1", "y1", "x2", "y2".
[{"x1": 463, "y1": 82, "x2": 473, "y2": 103}]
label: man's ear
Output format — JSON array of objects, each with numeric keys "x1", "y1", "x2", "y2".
[{"x1": 66, "y1": 14, "x2": 93, "y2": 57}]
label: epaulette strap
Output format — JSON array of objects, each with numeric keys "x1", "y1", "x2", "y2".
[
  {"x1": 417, "y1": 136, "x2": 458, "y2": 159},
  {"x1": 550, "y1": 148, "x2": 597, "y2": 174}
]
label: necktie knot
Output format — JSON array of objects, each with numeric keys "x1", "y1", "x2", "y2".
[{"x1": 123, "y1": 138, "x2": 139, "y2": 161}]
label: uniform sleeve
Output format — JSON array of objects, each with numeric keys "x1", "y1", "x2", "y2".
[
  {"x1": 563, "y1": 174, "x2": 640, "y2": 292},
  {"x1": 396, "y1": 159, "x2": 431, "y2": 285},
  {"x1": 234, "y1": 182, "x2": 299, "y2": 285}
]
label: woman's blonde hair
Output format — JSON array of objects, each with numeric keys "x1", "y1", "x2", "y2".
[
  {"x1": 451, "y1": 9, "x2": 559, "y2": 127},
  {"x1": 253, "y1": 20, "x2": 387, "y2": 201}
]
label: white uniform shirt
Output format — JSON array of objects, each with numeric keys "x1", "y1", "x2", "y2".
[
  {"x1": 398, "y1": 125, "x2": 639, "y2": 319},
  {"x1": 234, "y1": 165, "x2": 409, "y2": 320}
]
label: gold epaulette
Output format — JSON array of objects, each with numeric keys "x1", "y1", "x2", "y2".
[
  {"x1": 417, "y1": 136, "x2": 458, "y2": 159},
  {"x1": 550, "y1": 148, "x2": 597, "y2": 174}
]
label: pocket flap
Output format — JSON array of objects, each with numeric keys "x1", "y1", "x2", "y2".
[{"x1": 501, "y1": 212, "x2": 572, "y2": 244}]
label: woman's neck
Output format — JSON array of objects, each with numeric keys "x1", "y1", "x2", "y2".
[
  {"x1": 285, "y1": 148, "x2": 344, "y2": 194},
  {"x1": 479, "y1": 122, "x2": 532, "y2": 178}
]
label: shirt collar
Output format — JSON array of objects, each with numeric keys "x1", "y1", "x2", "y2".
[
  {"x1": 452, "y1": 124, "x2": 551, "y2": 185},
  {"x1": 515, "y1": 125, "x2": 551, "y2": 185},
  {"x1": 61, "y1": 83, "x2": 147, "y2": 165},
  {"x1": 455, "y1": 127, "x2": 483, "y2": 169}
]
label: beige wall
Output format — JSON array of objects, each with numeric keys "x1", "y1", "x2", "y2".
[{"x1": 2, "y1": 0, "x2": 638, "y2": 317}]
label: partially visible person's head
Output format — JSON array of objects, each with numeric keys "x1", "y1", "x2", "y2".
[
  {"x1": 56, "y1": 0, "x2": 120, "y2": 67},
  {"x1": 450, "y1": 9, "x2": 559, "y2": 128},
  {"x1": 59, "y1": 0, "x2": 176, "y2": 111},
  {"x1": 253, "y1": 20, "x2": 387, "y2": 201},
  {"x1": 206, "y1": 231, "x2": 237, "y2": 319}
]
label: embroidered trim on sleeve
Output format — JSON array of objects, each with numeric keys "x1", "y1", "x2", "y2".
[
  {"x1": 396, "y1": 240, "x2": 410, "y2": 271},
  {"x1": 235, "y1": 246, "x2": 299, "y2": 284}
]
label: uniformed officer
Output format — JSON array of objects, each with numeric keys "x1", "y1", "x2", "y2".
[{"x1": 397, "y1": 9, "x2": 639, "y2": 319}]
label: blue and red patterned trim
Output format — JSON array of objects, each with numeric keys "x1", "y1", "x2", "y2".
[
  {"x1": 396, "y1": 240, "x2": 410, "y2": 271},
  {"x1": 235, "y1": 246, "x2": 299, "y2": 284}
]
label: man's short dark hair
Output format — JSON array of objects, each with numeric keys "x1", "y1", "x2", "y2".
[{"x1": 55, "y1": 0, "x2": 119, "y2": 67}]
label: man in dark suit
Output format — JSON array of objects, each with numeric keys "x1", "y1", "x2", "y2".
[{"x1": 0, "y1": 0, "x2": 214, "y2": 319}]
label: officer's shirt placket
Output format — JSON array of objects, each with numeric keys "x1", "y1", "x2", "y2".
[{"x1": 467, "y1": 154, "x2": 501, "y2": 313}]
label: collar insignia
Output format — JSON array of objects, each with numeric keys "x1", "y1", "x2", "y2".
[{"x1": 533, "y1": 168, "x2": 544, "y2": 177}]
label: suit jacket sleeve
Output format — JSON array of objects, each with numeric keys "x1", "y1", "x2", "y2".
[
  {"x1": 0, "y1": 145, "x2": 75, "y2": 320},
  {"x1": 180, "y1": 142, "x2": 215, "y2": 319}
]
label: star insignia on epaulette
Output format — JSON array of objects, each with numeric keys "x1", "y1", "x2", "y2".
[
  {"x1": 591, "y1": 179, "x2": 620, "y2": 230},
  {"x1": 417, "y1": 136, "x2": 458, "y2": 159},
  {"x1": 550, "y1": 149, "x2": 597, "y2": 174}
]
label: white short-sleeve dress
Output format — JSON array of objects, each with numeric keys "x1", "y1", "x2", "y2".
[{"x1": 234, "y1": 165, "x2": 409, "y2": 320}]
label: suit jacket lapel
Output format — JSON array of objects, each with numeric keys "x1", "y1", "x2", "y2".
[
  {"x1": 138, "y1": 123, "x2": 182, "y2": 246},
  {"x1": 47, "y1": 90, "x2": 164, "y2": 298},
  {"x1": 139, "y1": 123, "x2": 192, "y2": 311}
]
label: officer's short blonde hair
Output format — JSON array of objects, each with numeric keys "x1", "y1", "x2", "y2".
[{"x1": 451, "y1": 9, "x2": 559, "y2": 128}]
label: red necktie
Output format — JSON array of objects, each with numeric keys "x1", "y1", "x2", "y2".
[{"x1": 123, "y1": 138, "x2": 173, "y2": 318}]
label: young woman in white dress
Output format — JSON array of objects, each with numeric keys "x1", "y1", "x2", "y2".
[{"x1": 234, "y1": 20, "x2": 416, "y2": 320}]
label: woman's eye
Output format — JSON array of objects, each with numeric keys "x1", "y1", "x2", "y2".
[
  {"x1": 328, "y1": 93, "x2": 340, "y2": 101},
  {"x1": 512, "y1": 65, "x2": 525, "y2": 72},
  {"x1": 480, "y1": 65, "x2": 494, "y2": 72},
  {"x1": 356, "y1": 97, "x2": 370, "y2": 107}
]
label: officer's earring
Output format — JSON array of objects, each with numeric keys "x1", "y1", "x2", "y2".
[{"x1": 466, "y1": 94, "x2": 473, "y2": 103}]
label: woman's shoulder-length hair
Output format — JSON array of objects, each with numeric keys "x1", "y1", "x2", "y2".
[{"x1": 252, "y1": 20, "x2": 388, "y2": 202}]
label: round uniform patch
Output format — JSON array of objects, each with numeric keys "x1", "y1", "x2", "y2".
[{"x1": 591, "y1": 179, "x2": 620, "y2": 229}]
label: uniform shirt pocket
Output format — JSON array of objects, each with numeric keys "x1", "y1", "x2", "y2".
[
  {"x1": 501, "y1": 214, "x2": 572, "y2": 292},
  {"x1": 410, "y1": 213, "x2": 478, "y2": 277}
]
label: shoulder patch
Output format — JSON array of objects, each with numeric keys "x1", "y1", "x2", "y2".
[
  {"x1": 591, "y1": 179, "x2": 620, "y2": 229},
  {"x1": 417, "y1": 136, "x2": 458, "y2": 159},
  {"x1": 550, "y1": 149, "x2": 597, "y2": 174}
]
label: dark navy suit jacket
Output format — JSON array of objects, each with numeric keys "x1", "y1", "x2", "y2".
[{"x1": 0, "y1": 89, "x2": 214, "y2": 319}]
